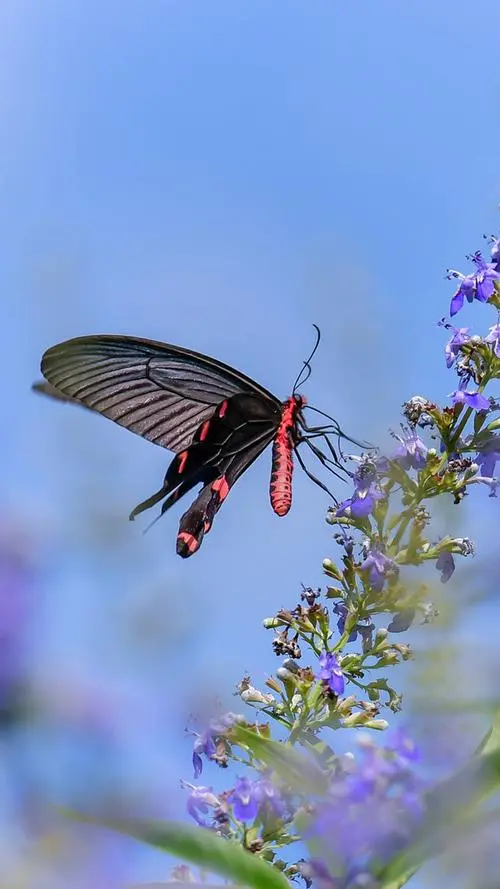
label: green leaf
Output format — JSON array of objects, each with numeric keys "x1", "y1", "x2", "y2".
[
  {"x1": 231, "y1": 725, "x2": 325, "y2": 794},
  {"x1": 474, "y1": 707, "x2": 500, "y2": 756},
  {"x1": 300, "y1": 734, "x2": 337, "y2": 773},
  {"x1": 58, "y1": 810, "x2": 290, "y2": 889},
  {"x1": 484, "y1": 417, "x2": 500, "y2": 432}
]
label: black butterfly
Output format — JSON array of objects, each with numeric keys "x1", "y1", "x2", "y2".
[{"x1": 34, "y1": 329, "x2": 356, "y2": 557}]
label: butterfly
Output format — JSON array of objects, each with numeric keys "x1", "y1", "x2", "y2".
[{"x1": 34, "y1": 328, "x2": 357, "y2": 556}]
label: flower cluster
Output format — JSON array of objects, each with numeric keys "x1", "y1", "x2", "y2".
[
  {"x1": 304, "y1": 732, "x2": 424, "y2": 886},
  {"x1": 176, "y1": 229, "x2": 500, "y2": 887}
]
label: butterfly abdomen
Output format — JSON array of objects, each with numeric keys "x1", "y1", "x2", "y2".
[{"x1": 270, "y1": 396, "x2": 304, "y2": 517}]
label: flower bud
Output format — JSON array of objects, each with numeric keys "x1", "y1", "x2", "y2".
[
  {"x1": 374, "y1": 651, "x2": 399, "y2": 666},
  {"x1": 276, "y1": 666, "x2": 299, "y2": 684},
  {"x1": 240, "y1": 686, "x2": 275, "y2": 705},
  {"x1": 363, "y1": 718, "x2": 389, "y2": 731},
  {"x1": 322, "y1": 559, "x2": 343, "y2": 581},
  {"x1": 264, "y1": 676, "x2": 282, "y2": 693},
  {"x1": 263, "y1": 617, "x2": 280, "y2": 628},
  {"x1": 336, "y1": 694, "x2": 356, "y2": 715}
]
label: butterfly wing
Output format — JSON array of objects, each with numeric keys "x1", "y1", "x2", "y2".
[
  {"x1": 38, "y1": 335, "x2": 284, "y2": 556},
  {"x1": 158, "y1": 393, "x2": 280, "y2": 556},
  {"x1": 40, "y1": 335, "x2": 281, "y2": 453}
]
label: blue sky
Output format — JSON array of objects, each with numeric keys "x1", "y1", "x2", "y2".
[{"x1": 1, "y1": 1, "x2": 500, "y2": 885}]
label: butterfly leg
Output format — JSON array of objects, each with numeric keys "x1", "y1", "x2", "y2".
[
  {"x1": 294, "y1": 446, "x2": 338, "y2": 503},
  {"x1": 299, "y1": 437, "x2": 351, "y2": 482}
]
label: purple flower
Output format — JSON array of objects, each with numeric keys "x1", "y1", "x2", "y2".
[
  {"x1": 475, "y1": 435, "x2": 500, "y2": 479},
  {"x1": 388, "y1": 728, "x2": 420, "y2": 766},
  {"x1": 317, "y1": 651, "x2": 345, "y2": 695},
  {"x1": 472, "y1": 475, "x2": 499, "y2": 497},
  {"x1": 253, "y1": 775, "x2": 286, "y2": 819},
  {"x1": 228, "y1": 775, "x2": 284, "y2": 823},
  {"x1": 450, "y1": 389, "x2": 490, "y2": 411},
  {"x1": 310, "y1": 735, "x2": 425, "y2": 872},
  {"x1": 228, "y1": 776, "x2": 259, "y2": 821},
  {"x1": 392, "y1": 428, "x2": 428, "y2": 470},
  {"x1": 444, "y1": 325, "x2": 470, "y2": 368},
  {"x1": 188, "y1": 711, "x2": 240, "y2": 777},
  {"x1": 181, "y1": 780, "x2": 222, "y2": 827},
  {"x1": 387, "y1": 608, "x2": 415, "y2": 632},
  {"x1": 360, "y1": 548, "x2": 398, "y2": 592},
  {"x1": 447, "y1": 252, "x2": 500, "y2": 316},
  {"x1": 332, "y1": 603, "x2": 374, "y2": 650},
  {"x1": 485, "y1": 323, "x2": 500, "y2": 358},
  {"x1": 332, "y1": 603, "x2": 357, "y2": 642},
  {"x1": 436, "y1": 551, "x2": 455, "y2": 583},
  {"x1": 192, "y1": 730, "x2": 216, "y2": 779},
  {"x1": 489, "y1": 235, "x2": 500, "y2": 270},
  {"x1": 336, "y1": 459, "x2": 385, "y2": 519}
]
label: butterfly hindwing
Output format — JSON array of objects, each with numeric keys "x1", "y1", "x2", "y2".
[{"x1": 130, "y1": 393, "x2": 280, "y2": 555}]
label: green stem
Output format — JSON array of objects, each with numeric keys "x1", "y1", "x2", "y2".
[
  {"x1": 450, "y1": 404, "x2": 473, "y2": 449},
  {"x1": 390, "y1": 513, "x2": 412, "y2": 551},
  {"x1": 450, "y1": 371, "x2": 492, "y2": 448}
]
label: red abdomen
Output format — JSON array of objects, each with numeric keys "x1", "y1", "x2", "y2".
[{"x1": 270, "y1": 396, "x2": 304, "y2": 516}]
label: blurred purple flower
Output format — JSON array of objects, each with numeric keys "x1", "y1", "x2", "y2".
[
  {"x1": 310, "y1": 735, "x2": 425, "y2": 872},
  {"x1": 181, "y1": 780, "x2": 222, "y2": 827},
  {"x1": 392, "y1": 428, "x2": 428, "y2": 470},
  {"x1": 387, "y1": 608, "x2": 415, "y2": 632},
  {"x1": 447, "y1": 252, "x2": 500, "y2": 316},
  {"x1": 436, "y1": 551, "x2": 455, "y2": 583},
  {"x1": 298, "y1": 859, "x2": 341, "y2": 889},
  {"x1": 475, "y1": 435, "x2": 500, "y2": 479},
  {"x1": 317, "y1": 652, "x2": 344, "y2": 695},
  {"x1": 485, "y1": 323, "x2": 500, "y2": 357},
  {"x1": 228, "y1": 776, "x2": 258, "y2": 821},
  {"x1": 336, "y1": 459, "x2": 385, "y2": 519},
  {"x1": 444, "y1": 325, "x2": 470, "y2": 368},
  {"x1": 254, "y1": 775, "x2": 286, "y2": 819},
  {"x1": 489, "y1": 235, "x2": 500, "y2": 270},
  {"x1": 450, "y1": 389, "x2": 490, "y2": 411},
  {"x1": 332, "y1": 604, "x2": 374, "y2": 650},
  {"x1": 192, "y1": 730, "x2": 216, "y2": 779},
  {"x1": 188, "y1": 711, "x2": 241, "y2": 777},
  {"x1": 227, "y1": 775, "x2": 284, "y2": 823},
  {"x1": 388, "y1": 728, "x2": 420, "y2": 765},
  {"x1": 360, "y1": 548, "x2": 398, "y2": 592}
]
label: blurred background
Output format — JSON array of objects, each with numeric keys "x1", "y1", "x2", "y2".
[{"x1": 1, "y1": 1, "x2": 500, "y2": 886}]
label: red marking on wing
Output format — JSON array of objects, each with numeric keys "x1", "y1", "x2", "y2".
[
  {"x1": 174, "y1": 473, "x2": 232, "y2": 558},
  {"x1": 199, "y1": 419, "x2": 211, "y2": 441},
  {"x1": 178, "y1": 450, "x2": 189, "y2": 473},
  {"x1": 177, "y1": 531, "x2": 201, "y2": 557},
  {"x1": 211, "y1": 476, "x2": 230, "y2": 500},
  {"x1": 269, "y1": 396, "x2": 303, "y2": 517},
  {"x1": 218, "y1": 400, "x2": 228, "y2": 418}
]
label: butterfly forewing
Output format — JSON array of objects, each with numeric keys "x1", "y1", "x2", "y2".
[{"x1": 41, "y1": 335, "x2": 281, "y2": 454}]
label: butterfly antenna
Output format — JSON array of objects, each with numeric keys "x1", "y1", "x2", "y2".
[{"x1": 292, "y1": 324, "x2": 321, "y2": 394}]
